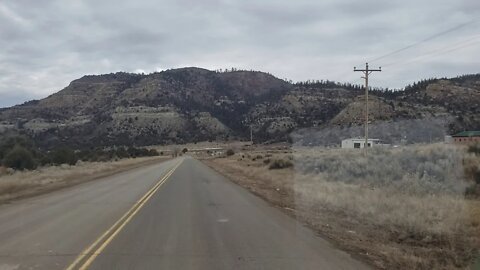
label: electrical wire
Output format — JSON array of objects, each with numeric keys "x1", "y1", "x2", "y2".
[
  {"x1": 326, "y1": 20, "x2": 478, "y2": 88},
  {"x1": 368, "y1": 20, "x2": 478, "y2": 64},
  {"x1": 382, "y1": 36, "x2": 480, "y2": 68}
]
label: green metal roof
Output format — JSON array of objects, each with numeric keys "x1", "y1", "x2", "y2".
[{"x1": 452, "y1": 131, "x2": 480, "y2": 137}]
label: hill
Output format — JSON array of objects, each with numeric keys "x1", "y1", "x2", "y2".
[{"x1": 0, "y1": 68, "x2": 479, "y2": 148}]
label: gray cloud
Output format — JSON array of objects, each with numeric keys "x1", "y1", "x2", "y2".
[{"x1": 0, "y1": 0, "x2": 479, "y2": 107}]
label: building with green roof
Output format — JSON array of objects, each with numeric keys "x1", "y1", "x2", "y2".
[{"x1": 451, "y1": 131, "x2": 480, "y2": 144}]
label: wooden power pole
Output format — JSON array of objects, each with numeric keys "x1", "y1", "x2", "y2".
[
  {"x1": 354, "y1": 63, "x2": 381, "y2": 157},
  {"x1": 250, "y1": 125, "x2": 253, "y2": 145}
]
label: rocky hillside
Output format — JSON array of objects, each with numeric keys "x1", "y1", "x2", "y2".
[{"x1": 0, "y1": 68, "x2": 478, "y2": 148}]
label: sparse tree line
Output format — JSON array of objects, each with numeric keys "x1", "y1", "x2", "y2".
[
  {"x1": 294, "y1": 74, "x2": 480, "y2": 101},
  {"x1": 0, "y1": 134, "x2": 159, "y2": 171},
  {"x1": 212, "y1": 68, "x2": 270, "y2": 74},
  {"x1": 296, "y1": 79, "x2": 405, "y2": 99}
]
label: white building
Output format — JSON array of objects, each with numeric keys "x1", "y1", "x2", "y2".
[
  {"x1": 341, "y1": 138, "x2": 380, "y2": 149},
  {"x1": 444, "y1": 135, "x2": 453, "y2": 144}
]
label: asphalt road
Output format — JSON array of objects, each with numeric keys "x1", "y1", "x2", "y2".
[{"x1": 0, "y1": 157, "x2": 371, "y2": 270}]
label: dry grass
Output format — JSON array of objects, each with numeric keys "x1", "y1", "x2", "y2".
[
  {"x1": 203, "y1": 144, "x2": 480, "y2": 270},
  {"x1": 295, "y1": 176, "x2": 468, "y2": 235},
  {"x1": 0, "y1": 156, "x2": 167, "y2": 202}
]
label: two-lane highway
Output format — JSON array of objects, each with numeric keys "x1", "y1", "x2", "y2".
[{"x1": 0, "y1": 157, "x2": 370, "y2": 270}]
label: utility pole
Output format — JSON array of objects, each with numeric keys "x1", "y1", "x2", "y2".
[
  {"x1": 354, "y1": 63, "x2": 381, "y2": 157},
  {"x1": 250, "y1": 125, "x2": 253, "y2": 145}
]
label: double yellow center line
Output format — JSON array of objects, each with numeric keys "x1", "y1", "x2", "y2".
[{"x1": 66, "y1": 159, "x2": 183, "y2": 270}]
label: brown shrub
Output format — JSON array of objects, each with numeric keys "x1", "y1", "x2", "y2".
[{"x1": 269, "y1": 159, "x2": 293, "y2": 170}]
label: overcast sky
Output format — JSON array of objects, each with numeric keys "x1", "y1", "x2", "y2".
[{"x1": 0, "y1": 0, "x2": 479, "y2": 107}]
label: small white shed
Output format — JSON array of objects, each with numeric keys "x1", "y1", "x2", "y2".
[{"x1": 341, "y1": 138, "x2": 380, "y2": 149}]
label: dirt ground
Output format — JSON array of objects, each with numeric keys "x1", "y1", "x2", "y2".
[{"x1": 201, "y1": 147, "x2": 480, "y2": 270}]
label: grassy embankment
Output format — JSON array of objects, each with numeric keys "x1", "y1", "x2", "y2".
[{"x1": 0, "y1": 156, "x2": 168, "y2": 203}]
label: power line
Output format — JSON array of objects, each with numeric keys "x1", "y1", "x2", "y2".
[
  {"x1": 329, "y1": 21, "x2": 477, "y2": 91},
  {"x1": 345, "y1": 21, "x2": 479, "y2": 92},
  {"x1": 368, "y1": 20, "x2": 478, "y2": 63},
  {"x1": 382, "y1": 36, "x2": 480, "y2": 68}
]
